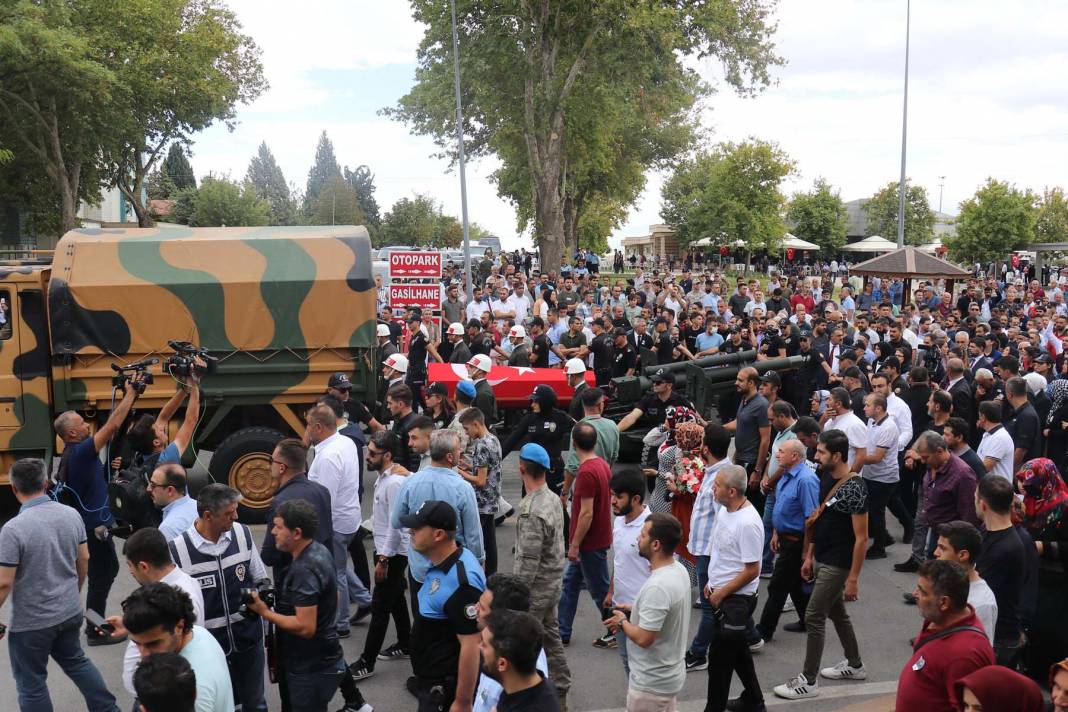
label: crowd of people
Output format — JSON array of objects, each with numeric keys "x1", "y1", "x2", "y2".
[{"x1": 4, "y1": 250, "x2": 1068, "y2": 712}]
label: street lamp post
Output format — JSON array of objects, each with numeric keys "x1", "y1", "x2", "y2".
[
  {"x1": 896, "y1": 0, "x2": 911, "y2": 248},
  {"x1": 938, "y1": 175, "x2": 945, "y2": 214},
  {"x1": 450, "y1": 0, "x2": 474, "y2": 300}
]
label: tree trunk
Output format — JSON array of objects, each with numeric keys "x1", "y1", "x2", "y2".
[{"x1": 562, "y1": 193, "x2": 579, "y2": 260}]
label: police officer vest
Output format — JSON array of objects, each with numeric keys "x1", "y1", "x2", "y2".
[{"x1": 169, "y1": 523, "x2": 262, "y2": 655}]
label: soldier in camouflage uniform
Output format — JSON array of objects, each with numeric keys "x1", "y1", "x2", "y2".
[{"x1": 513, "y1": 442, "x2": 571, "y2": 705}]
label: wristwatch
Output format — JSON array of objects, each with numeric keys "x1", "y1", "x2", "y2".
[{"x1": 376, "y1": 556, "x2": 389, "y2": 566}]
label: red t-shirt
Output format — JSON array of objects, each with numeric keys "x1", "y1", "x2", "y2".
[
  {"x1": 570, "y1": 457, "x2": 613, "y2": 551},
  {"x1": 895, "y1": 608, "x2": 995, "y2": 712}
]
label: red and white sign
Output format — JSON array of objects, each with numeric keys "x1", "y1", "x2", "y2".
[
  {"x1": 389, "y1": 251, "x2": 442, "y2": 279},
  {"x1": 389, "y1": 284, "x2": 441, "y2": 310}
]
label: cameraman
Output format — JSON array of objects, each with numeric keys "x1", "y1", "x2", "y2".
[
  {"x1": 53, "y1": 371, "x2": 145, "y2": 646},
  {"x1": 168, "y1": 484, "x2": 268, "y2": 712},
  {"x1": 246, "y1": 500, "x2": 373, "y2": 712},
  {"x1": 124, "y1": 365, "x2": 201, "y2": 470}
]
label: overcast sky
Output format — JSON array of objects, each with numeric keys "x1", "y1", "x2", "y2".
[{"x1": 188, "y1": 1, "x2": 1068, "y2": 251}]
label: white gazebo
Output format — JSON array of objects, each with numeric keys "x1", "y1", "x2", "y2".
[
  {"x1": 842, "y1": 235, "x2": 897, "y2": 253},
  {"x1": 782, "y1": 233, "x2": 819, "y2": 251},
  {"x1": 917, "y1": 237, "x2": 944, "y2": 254}
]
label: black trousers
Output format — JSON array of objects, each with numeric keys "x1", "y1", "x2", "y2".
[
  {"x1": 360, "y1": 554, "x2": 410, "y2": 667},
  {"x1": 479, "y1": 513, "x2": 498, "y2": 576},
  {"x1": 85, "y1": 528, "x2": 119, "y2": 621},
  {"x1": 408, "y1": 572, "x2": 423, "y2": 622},
  {"x1": 865, "y1": 479, "x2": 897, "y2": 552},
  {"x1": 704, "y1": 596, "x2": 763, "y2": 712},
  {"x1": 348, "y1": 529, "x2": 371, "y2": 591},
  {"x1": 757, "y1": 537, "x2": 808, "y2": 636}
]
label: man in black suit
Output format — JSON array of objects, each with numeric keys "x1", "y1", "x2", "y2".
[
  {"x1": 630, "y1": 316, "x2": 654, "y2": 352},
  {"x1": 967, "y1": 336, "x2": 993, "y2": 375},
  {"x1": 946, "y1": 357, "x2": 973, "y2": 430}
]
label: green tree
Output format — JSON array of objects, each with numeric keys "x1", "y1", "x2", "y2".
[
  {"x1": 386, "y1": 0, "x2": 781, "y2": 272},
  {"x1": 308, "y1": 176, "x2": 366, "y2": 227},
  {"x1": 787, "y1": 178, "x2": 847, "y2": 253},
  {"x1": 173, "y1": 175, "x2": 270, "y2": 227},
  {"x1": 160, "y1": 144, "x2": 198, "y2": 193},
  {"x1": 0, "y1": 0, "x2": 113, "y2": 235},
  {"x1": 304, "y1": 132, "x2": 341, "y2": 215},
  {"x1": 380, "y1": 194, "x2": 464, "y2": 249},
  {"x1": 946, "y1": 178, "x2": 1036, "y2": 267},
  {"x1": 246, "y1": 142, "x2": 297, "y2": 225},
  {"x1": 102, "y1": 0, "x2": 265, "y2": 227},
  {"x1": 661, "y1": 139, "x2": 794, "y2": 264},
  {"x1": 864, "y1": 180, "x2": 935, "y2": 246},
  {"x1": 1035, "y1": 187, "x2": 1068, "y2": 244},
  {"x1": 344, "y1": 165, "x2": 381, "y2": 228},
  {"x1": 145, "y1": 168, "x2": 177, "y2": 201}
]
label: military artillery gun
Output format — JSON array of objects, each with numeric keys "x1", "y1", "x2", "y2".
[{"x1": 605, "y1": 349, "x2": 811, "y2": 462}]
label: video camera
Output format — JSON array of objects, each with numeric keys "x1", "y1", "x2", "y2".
[
  {"x1": 111, "y1": 358, "x2": 157, "y2": 395},
  {"x1": 238, "y1": 579, "x2": 276, "y2": 619},
  {"x1": 165, "y1": 340, "x2": 218, "y2": 380}
]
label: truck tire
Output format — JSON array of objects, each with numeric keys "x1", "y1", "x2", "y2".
[{"x1": 210, "y1": 427, "x2": 286, "y2": 524}]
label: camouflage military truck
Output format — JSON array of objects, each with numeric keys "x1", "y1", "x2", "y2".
[{"x1": 0, "y1": 225, "x2": 377, "y2": 522}]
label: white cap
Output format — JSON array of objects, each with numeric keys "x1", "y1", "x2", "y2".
[
  {"x1": 384, "y1": 353, "x2": 408, "y2": 374},
  {"x1": 564, "y1": 358, "x2": 587, "y2": 375},
  {"x1": 446, "y1": 322, "x2": 465, "y2": 336},
  {"x1": 509, "y1": 325, "x2": 526, "y2": 339},
  {"x1": 467, "y1": 354, "x2": 492, "y2": 373},
  {"x1": 376, "y1": 324, "x2": 391, "y2": 337}
]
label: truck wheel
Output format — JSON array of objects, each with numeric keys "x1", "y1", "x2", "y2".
[{"x1": 210, "y1": 427, "x2": 286, "y2": 524}]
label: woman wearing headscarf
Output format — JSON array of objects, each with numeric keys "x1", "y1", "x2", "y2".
[
  {"x1": 641, "y1": 405, "x2": 697, "y2": 516},
  {"x1": 953, "y1": 665, "x2": 1044, "y2": 712},
  {"x1": 501, "y1": 384, "x2": 575, "y2": 496},
  {"x1": 1043, "y1": 379, "x2": 1068, "y2": 474},
  {"x1": 1024, "y1": 372, "x2": 1051, "y2": 427},
  {"x1": 1015, "y1": 458, "x2": 1068, "y2": 678}
]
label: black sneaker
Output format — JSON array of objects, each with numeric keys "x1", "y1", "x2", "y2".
[
  {"x1": 348, "y1": 658, "x2": 374, "y2": 681},
  {"x1": 865, "y1": 548, "x2": 887, "y2": 560},
  {"x1": 337, "y1": 628, "x2": 351, "y2": 639},
  {"x1": 592, "y1": 632, "x2": 617, "y2": 649},
  {"x1": 893, "y1": 558, "x2": 920, "y2": 573},
  {"x1": 685, "y1": 651, "x2": 708, "y2": 672},
  {"x1": 783, "y1": 621, "x2": 806, "y2": 633},
  {"x1": 405, "y1": 676, "x2": 419, "y2": 697},
  {"x1": 377, "y1": 643, "x2": 410, "y2": 661}
]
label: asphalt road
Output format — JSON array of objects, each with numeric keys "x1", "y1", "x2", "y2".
[{"x1": 0, "y1": 452, "x2": 919, "y2": 712}]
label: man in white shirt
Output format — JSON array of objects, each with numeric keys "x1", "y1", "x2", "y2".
[
  {"x1": 507, "y1": 282, "x2": 532, "y2": 324},
  {"x1": 934, "y1": 521, "x2": 998, "y2": 645},
  {"x1": 113, "y1": 527, "x2": 206, "y2": 699},
  {"x1": 603, "y1": 470, "x2": 652, "y2": 672},
  {"x1": 349, "y1": 430, "x2": 412, "y2": 678},
  {"x1": 698, "y1": 464, "x2": 765, "y2": 712},
  {"x1": 604, "y1": 513, "x2": 692, "y2": 712},
  {"x1": 853, "y1": 392, "x2": 900, "y2": 561},
  {"x1": 870, "y1": 372, "x2": 912, "y2": 451},
  {"x1": 823, "y1": 389, "x2": 867, "y2": 467},
  {"x1": 305, "y1": 402, "x2": 370, "y2": 636},
  {"x1": 466, "y1": 286, "x2": 492, "y2": 323},
  {"x1": 975, "y1": 401, "x2": 1015, "y2": 482},
  {"x1": 491, "y1": 286, "x2": 517, "y2": 329}
]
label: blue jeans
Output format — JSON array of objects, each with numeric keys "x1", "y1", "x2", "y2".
[
  {"x1": 9, "y1": 612, "x2": 118, "y2": 712},
  {"x1": 617, "y1": 628, "x2": 631, "y2": 677},
  {"x1": 760, "y1": 492, "x2": 776, "y2": 575},
  {"x1": 285, "y1": 658, "x2": 344, "y2": 712},
  {"x1": 689, "y1": 555, "x2": 715, "y2": 658},
  {"x1": 333, "y1": 531, "x2": 371, "y2": 631},
  {"x1": 557, "y1": 547, "x2": 611, "y2": 641}
]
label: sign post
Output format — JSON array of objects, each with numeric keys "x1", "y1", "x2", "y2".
[
  {"x1": 389, "y1": 251, "x2": 442, "y2": 279},
  {"x1": 389, "y1": 251, "x2": 443, "y2": 352}
]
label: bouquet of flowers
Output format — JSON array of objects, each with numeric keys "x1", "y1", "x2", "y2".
[{"x1": 670, "y1": 457, "x2": 704, "y2": 496}]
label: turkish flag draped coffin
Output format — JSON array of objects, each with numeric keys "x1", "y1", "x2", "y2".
[{"x1": 427, "y1": 363, "x2": 596, "y2": 408}]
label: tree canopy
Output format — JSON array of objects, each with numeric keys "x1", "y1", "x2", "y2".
[
  {"x1": 304, "y1": 132, "x2": 342, "y2": 215},
  {"x1": 1035, "y1": 187, "x2": 1068, "y2": 244},
  {"x1": 386, "y1": 0, "x2": 782, "y2": 271},
  {"x1": 380, "y1": 194, "x2": 468, "y2": 249},
  {"x1": 172, "y1": 175, "x2": 270, "y2": 227},
  {"x1": 246, "y1": 142, "x2": 297, "y2": 225},
  {"x1": 787, "y1": 178, "x2": 847, "y2": 253},
  {"x1": 308, "y1": 176, "x2": 366, "y2": 227},
  {"x1": 864, "y1": 180, "x2": 935, "y2": 246},
  {"x1": 661, "y1": 139, "x2": 794, "y2": 259},
  {"x1": 946, "y1": 178, "x2": 1036, "y2": 266}
]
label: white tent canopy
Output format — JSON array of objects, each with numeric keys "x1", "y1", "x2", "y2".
[
  {"x1": 842, "y1": 235, "x2": 897, "y2": 253},
  {"x1": 782, "y1": 233, "x2": 819, "y2": 251},
  {"x1": 917, "y1": 237, "x2": 943, "y2": 254},
  {"x1": 692, "y1": 237, "x2": 712, "y2": 247}
]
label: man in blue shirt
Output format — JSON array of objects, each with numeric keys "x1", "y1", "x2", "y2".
[
  {"x1": 122, "y1": 365, "x2": 201, "y2": 469},
  {"x1": 391, "y1": 429, "x2": 485, "y2": 618},
  {"x1": 53, "y1": 375, "x2": 144, "y2": 646},
  {"x1": 147, "y1": 464, "x2": 200, "y2": 543},
  {"x1": 755, "y1": 438, "x2": 819, "y2": 644},
  {"x1": 400, "y1": 500, "x2": 486, "y2": 712},
  {"x1": 694, "y1": 320, "x2": 724, "y2": 359}
]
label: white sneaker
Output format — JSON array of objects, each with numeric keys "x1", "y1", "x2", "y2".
[
  {"x1": 820, "y1": 660, "x2": 868, "y2": 680},
  {"x1": 783, "y1": 599, "x2": 795, "y2": 613},
  {"x1": 773, "y1": 674, "x2": 820, "y2": 699},
  {"x1": 748, "y1": 638, "x2": 765, "y2": 653}
]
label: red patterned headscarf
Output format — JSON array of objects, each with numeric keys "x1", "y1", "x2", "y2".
[{"x1": 1015, "y1": 458, "x2": 1068, "y2": 540}]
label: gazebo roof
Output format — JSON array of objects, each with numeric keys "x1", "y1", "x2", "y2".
[{"x1": 849, "y1": 246, "x2": 971, "y2": 279}]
